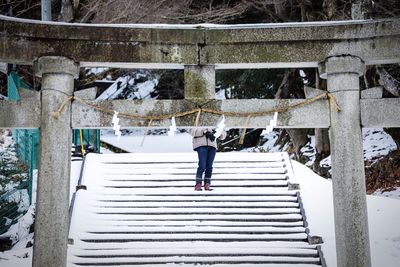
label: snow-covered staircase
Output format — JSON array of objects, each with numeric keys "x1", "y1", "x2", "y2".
[{"x1": 68, "y1": 152, "x2": 325, "y2": 266}]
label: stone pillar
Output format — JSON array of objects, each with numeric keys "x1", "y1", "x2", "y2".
[
  {"x1": 33, "y1": 56, "x2": 78, "y2": 267},
  {"x1": 319, "y1": 56, "x2": 371, "y2": 267},
  {"x1": 184, "y1": 65, "x2": 215, "y2": 100}
]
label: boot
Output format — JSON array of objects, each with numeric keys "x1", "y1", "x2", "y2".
[
  {"x1": 194, "y1": 183, "x2": 202, "y2": 191},
  {"x1": 204, "y1": 183, "x2": 212, "y2": 191},
  {"x1": 204, "y1": 177, "x2": 212, "y2": 191}
]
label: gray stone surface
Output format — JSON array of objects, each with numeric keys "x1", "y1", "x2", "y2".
[
  {"x1": 0, "y1": 62, "x2": 8, "y2": 74},
  {"x1": 288, "y1": 183, "x2": 300, "y2": 191},
  {"x1": 0, "y1": 15, "x2": 201, "y2": 65},
  {"x1": 319, "y1": 56, "x2": 365, "y2": 80},
  {"x1": 361, "y1": 87, "x2": 383, "y2": 99},
  {"x1": 71, "y1": 98, "x2": 329, "y2": 128},
  {"x1": 74, "y1": 87, "x2": 97, "y2": 100},
  {"x1": 184, "y1": 65, "x2": 215, "y2": 100},
  {"x1": 0, "y1": 93, "x2": 41, "y2": 128},
  {"x1": 308, "y1": 235, "x2": 324, "y2": 245},
  {"x1": 33, "y1": 57, "x2": 78, "y2": 267},
  {"x1": 18, "y1": 87, "x2": 38, "y2": 98},
  {"x1": 0, "y1": 15, "x2": 399, "y2": 66},
  {"x1": 361, "y1": 98, "x2": 400, "y2": 127},
  {"x1": 320, "y1": 56, "x2": 371, "y2": 267},
  {"x1": 304, "y1": 86, "x2": 327, "y2": 99},
  {"x1": 34, "y1": 56, "x2": 79, "y2": 78}
]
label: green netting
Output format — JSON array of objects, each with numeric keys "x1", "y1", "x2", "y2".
[
  {"x1": 73, "y1": 129, "x2": 100, "y2": 153},
  {"x1": 7, "y1": 71, "x2": 30, "y2": 100},
  {"x1": 6, "y1": 71, "x2": 100, "y2": 205},
  {"x1": 8, "y1": 71, "x2": 39, "y2": 204}
]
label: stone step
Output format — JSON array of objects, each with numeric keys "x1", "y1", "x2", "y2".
[
  {"x1": 99, "y1": 180, "x2": 289, "y2": 187},
  {"x1": 94, "y1": 195, "x2": 299, "y2": 202},
  {"x1": 69, "y1": 263, "x2": 321, "y2": 267},
  {"x1": 86, "y1": 226, "x2": 307, "y2": 234},
  {"x1": 93, "y1": 207, "x2": 300, "y2": 214},
  {"x1": 70, "y1": 240, "x2": 317, "y2": 250},
  {"x1": 68, "y1": 152, "x2": 322, "y2": 267},
  {"x1": 86, "y1": 190, "x2": 298, "y2": 196},
  {"x1": 69, "y1": 246, "x2": 318, "y2": 257},
  {"x1": 68, "y1": 255, "x2": 321, "y2": 265},
  {"x1": 79, "y1": 232, "x2": 308, "y2": 242},
  {"x1": 101, "y1": 173, "x2": 289, "y2": 180},
  {"x1": 99, "y1": 168, "x2": 288, "y2": 175},
  {"x1": 101, "y1": 161, "x2": 286, "y2": 169},
  {"x1": 84, "y1": 213, "x2": 303, "y2": 222},
  {"x1": 78, "y1": 220, "x2": 305, "y2": 227},
  {"x1": 94, "y1": 152, "x2": 288, "y2": 163},
  {"x1": 92, "y1": 201, "x2": 299, "y2": 208}
]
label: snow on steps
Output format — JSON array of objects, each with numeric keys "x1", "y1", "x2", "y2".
[{"x1": 68, "y1": 152, "x2": 324, "y2": 266}]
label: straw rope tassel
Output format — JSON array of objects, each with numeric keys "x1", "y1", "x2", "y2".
[
  {"x1": 140, "y1": 119, "x2": 153, "y2": 147},
  {"x1": 51, "y1": 93, "x2": 341, "y2": 124},
  {"x1": 327, "y1": 93, "x2": 342, "y2": 112},
  {"x1": 194, "y1": 109, "x2": 202, "y2": 127},
  {"x1": 238, "y1": 115, "x2": 251, "y2": 145},
  {"x1": 191, "y1": 109, "x2": 202, "y2": 135},
  {"x1": 79, "y1": 129, "x2": 85, "y2": 158},
  {"x1": 51, "y1": 96, "x2": 74, "y2": 119}
]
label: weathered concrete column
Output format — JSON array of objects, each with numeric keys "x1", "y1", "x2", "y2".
[
  {"x1": 33, "y1": 56, "x2": 78, "y2": 267},
  {"x1": 319, "y1": 56, "x2": 371, "y2": 267},
  {"x1": 184, "y1": 65, "x2": 215, "y2": 99}
]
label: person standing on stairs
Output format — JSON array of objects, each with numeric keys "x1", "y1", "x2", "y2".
[{"x1": 192, "y1": 128, "x2": 226, "y2": 191}]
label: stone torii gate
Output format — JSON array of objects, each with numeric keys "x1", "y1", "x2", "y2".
[{"x1": 1, "y1": 15, "x2": 400, "y2": 267}]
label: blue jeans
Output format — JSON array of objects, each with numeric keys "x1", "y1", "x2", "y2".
[{"x1": 195, "y1": 146, "x2": 216, "y2": 185}]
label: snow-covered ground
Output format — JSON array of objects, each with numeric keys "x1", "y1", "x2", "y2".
[
  {"x1": 374, "y1": 187, "x2": 400, "y2": 199},
  {"x1": 101, "y1": 131, "x2": 193, "y2": 153},
  {"x1": 294, "y1": 160, "x2": 400, "y2": 267},
  {"x1": 1, "y1": 129, "x2": 399, "y2": 266},
  {"x1": 363, "y1": 128, "x2": 398, "y2": 162}
]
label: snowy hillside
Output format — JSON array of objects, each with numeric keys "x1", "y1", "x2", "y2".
[{"x1": 95, "y1": 70, "x2": 159, "y2": 101}]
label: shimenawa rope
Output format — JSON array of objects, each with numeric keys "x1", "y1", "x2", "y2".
[{"x1": 51, "y1": 92, "x2": 340, "y2": 122}]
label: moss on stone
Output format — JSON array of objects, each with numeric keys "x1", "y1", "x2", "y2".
[
  {"x1": 184, "y1": 71, "x2": 208, "y2": 99},
  {"x1": 274, "y1": 99, "x2": 293, "y2": 124}
]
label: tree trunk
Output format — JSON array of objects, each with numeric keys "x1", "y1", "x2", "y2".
[
  {"x1": 60, "y1": 0, "x2": 74, "y2": 22},
  {"x1": 275, "y1": 69, "x2": 308, "y2": 159},
  {"x1": 313, "y1": 128, "x2": 331, "y2": 175},
  {"x1": 298, "y1": 0, "x2": 307, "y2": 22},
  {"x1": 73, "y1": 0, "x2": 81, "y2": 10},
  {"x1": 323, "y1": 0, "x2": 337, "y2": 20},
  {"x1": 364, "y1": 66, "x2": 378, "y2": 89},
  {"x1": 6, "y1": 0, "x2": 13, "y2": 16},
  {"x1": 275, "y1": 69, "x2": 304, "y2": 99},
  {"x1": 352, "y1": 0, "x2": 372, "y2": 20},
  {"x1": 273, "y1": 0, "x2": 288, "y2": 21},
  {"x1": 287, "y1": 129, "x2": 309, "y2": 160},
  {"x1": 384, "y1": 128, "x2": 400, "y2": 149},
  {"x1": 313, "y1": 69, "x2": 330, "y2": 173}
]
